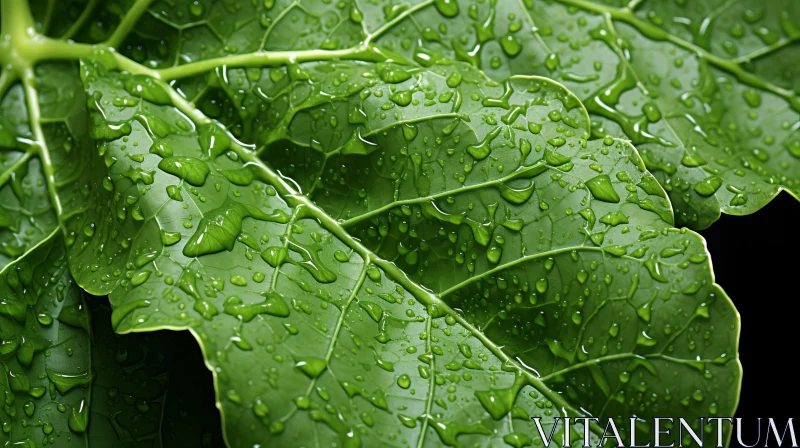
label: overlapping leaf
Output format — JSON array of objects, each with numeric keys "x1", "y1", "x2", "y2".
[
  {"x1": 0, "y1": 0, "x2": 749, "y2": 446},
  {"x1": 0, "y1": 85, "x2": 59, "y2": 270},
  {"x1": 0, "y1": 231, "x2": 222, "y2": 446},
  {"x1": 51, "y1": 0, "x2": 799, "y2": 229},
  {"x1": 43, "y1": 52, "x2": 739, "y2": 446},
  {"x1": 212, "y1": 59, "x2": 674, "y2": 292},
  {"x1": 0, "y1": 231, "x2": 91, "y2": 446},
  {"x1": 364, "y1": 0, "x2": 800, "y2": 228}
]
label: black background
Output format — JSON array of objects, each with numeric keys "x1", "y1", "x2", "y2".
[{"x1": 701, "y1": 192, "x2": 799, "y2": 447}]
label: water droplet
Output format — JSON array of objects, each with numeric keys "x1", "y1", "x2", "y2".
[
  {"x1": 397, "y1": 374, "x2": 411, "y2": 389},
  {"x1": 189, "y1": 1, "x2": 204, "y2": 17},
  {"x1": 434, "y1": 0, "x2": 459, "y2": 17},
  {"x1": 585, "y1": 174, "x2": 620, "y2": 203}
]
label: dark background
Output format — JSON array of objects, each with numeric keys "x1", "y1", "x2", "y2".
[{"x1": 700, "y1": 192, "x2": 799, "y2": 447}]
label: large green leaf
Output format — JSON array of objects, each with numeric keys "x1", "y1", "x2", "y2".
[
  {"x1": 211, "y1": 59, "x2": 674, "y2": 292},
  {"x1": 47, "y1": 53, "x2": 739, "y2": 446},
  {"x1": 0, "y1": 0, "x2": 745, "y2": 446},
  {"x1": 0, "y1": 229, "x2": 223, "y2": 447},
  {"x1": 362, "y1": 0, "x2": 800, "y2": 229},
  {"x1": 44, "y1": 0, "x2": 799, "y2": 229}
]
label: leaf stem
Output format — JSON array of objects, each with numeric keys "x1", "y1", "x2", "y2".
[
  {"x1": 416, "y1": 311, "x2": 435, "y2": 448},
  {"x1": 0, "y1": 69, "x2": 17, "y2": 99},
  {"x1": 339, "y1": 157, "x2": 550, "y2": 228},
  {"x1": 104, "y1": 0, "x2": 157, "y2": 49},
  {"x1": 144, "y1": 74, "x2": 618, "y2": 428},
  {"x1": 21, "y1": 69, "x2": 64, "y2": 217},
  {"x1": 1, "y1": 0, "x2": 36, "y2": 39},
  {"x1": 364, "y1": 0, "x2": 434, "y2": 45},
  {"x1": 733, "y1": 36, "x2": 800, "y2": 65},
  {"x1": 60, "y1": 0, "x2": 100, "y2": 40},
  {"x1": 0, "y1": 225, "x2": 61, "y2": 276},
  {"x1": 440, "y1": 246, "x2": 638, "y2": 297},
  {"x1": 39, "y1": 0, "x2": 55, "y2": 35},
  {"x1": 157, "y1": 48, "x2": 362, "y2": 81}
]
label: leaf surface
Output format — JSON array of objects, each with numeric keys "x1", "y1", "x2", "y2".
[
  {"x1": 366, "y1": 0, "x2": 800, "y2": 228},
  {"x1": 52, "y1": 56, "x2": 741, "y2": 447},
  {"x1": 0, "y1": 0, "x2": 747, "y2": 446},
  {"x1": 0, "y1": 231, "x2": 91, "y2": 446},
  {"x1": 36, "y1": 0, "x2": 800, "y2": 229},
  {"x1": 223, "y1": 59, "x2": 675, "y2": 292},
  {"x1": 0, "y1": 84, "x2": 59, "y2": 270},
  {"x1": 0, "y1": 229, "x2": 223, "y2": 447}
]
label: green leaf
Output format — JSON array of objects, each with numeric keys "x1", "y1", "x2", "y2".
[
  {"x1": 36, "y1": 0, "x2": 800, "y2": 228},
  {"x1": 0, "y1": 84, "x2": 59, "y2": 270},
  {"x1": 0, "y1": 230, "x2": 92, "y2": 446},
  {"x1": 53, "y1": 56, "x2": 740, "y2": 447},
  {"x1": 0, "y1": 0, "x2": 747, "y2": 446},
  {"x1": 228, "y1": 59, "x2": 675, "y2": 291},
  {"x1": 365, "y1": 0, "x2": 800, "y2": 229}
]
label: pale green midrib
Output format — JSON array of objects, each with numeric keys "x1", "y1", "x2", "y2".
[
  {"x1": 517, "y1": 0, "x2": 554, "y2": 54},
  {"x1": 538, "y1": 352, "x2": 728, "y2": 382},
  {"x1": 108, "y1": 0, "x2": 441, "y2": 81},
  {"x1": 277, "y1": 261, "x2": 370, "y2": 426},
  {"x1": 60, "y1": 0, "x2": 100, "y2": 41},
  {"x1": 0, "y1": 70, "x2": 14, "y2": 99},
  {"x1": 600, "y1": 13, "x2": 650, "y2": 97},
  {"x1": 22, "y1": 70, "x2": 65, "y2": 218},
  {"x1": 553, "y1": 0, "x2": 800, "y2": 108},
  {"x1": 1, "y1": 1, "x2": 31, "y2": 42},
  {"x1": 268, "y1": 206, "x2": 301, "y2": 291},
  {"x1": 237, "y1": 136, "x2": 605, "y2": 432},
  {"x1": 83, "y1": 282, "x2": 92, "y2": 448},
  {"x1": 157, "y1": 47, "x2": 368, "y2": 80},
  {"x1": 262, "y1": 112, "x2": 469, "y2": 158},
  {"x1": 733, "y1": 35, "x2": 800, "y2": 64},
  {"x1": 38, "y1": 0, "x2": 55, "y2": 36},
  {"x1": 416, "y1": 312, "x2": 435, "y2": 448},
  {"x1": 364, "y1": 0, "x2": 435, "y2": 45},
  {"x1": 257, "y1": 0, "x2": 294, "y2": 50}
]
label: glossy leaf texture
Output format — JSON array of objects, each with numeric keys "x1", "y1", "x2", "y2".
[
  {"x1": 43, "y1": 51, "x2": 740, "y2": 446},
  {"x1": 0, "y1": 231, "x2": 91, "y2": 446},
  {"x1": 37, "y1": 0, "x2": 800, "y2": 229},
  {"x1": 0, "y1": 84, "x2": 58, "y2": 270},
  {"x1": 366, "y1": 0, "x2": 800, "y2": 229},
  {"x1": 220, "y1": 59, "x2": 675, "y2": 292},
  {"x1": 0, "y1": 230, "x2": 223, "y2": 446},
  {"x1": 0, "y1": 0, "x2": 748, "y2": 447}
]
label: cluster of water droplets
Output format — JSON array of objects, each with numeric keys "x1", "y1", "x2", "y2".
[
  {"x1": 0, "y1": 0, "x2": 762, "y2": 444},
  {"x1": 0, "y1": 234, "x2": 92, "y2": 445}
]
